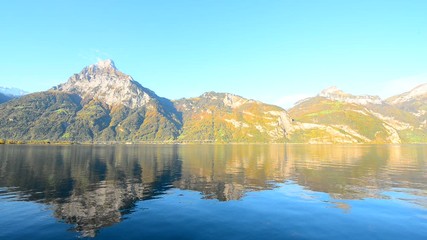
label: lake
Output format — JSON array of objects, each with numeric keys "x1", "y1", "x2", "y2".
[{"x1": 0, "y1": 144, "x2": 426, "y2": 239}]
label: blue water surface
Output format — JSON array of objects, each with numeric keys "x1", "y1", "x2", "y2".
[{"x1": 0, "y1": 144, "x2": 426, "y2": 239}]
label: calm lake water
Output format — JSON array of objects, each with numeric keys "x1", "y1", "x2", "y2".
[{"x1": 0, "y1": 144, "x2": 426, "y2": 239}]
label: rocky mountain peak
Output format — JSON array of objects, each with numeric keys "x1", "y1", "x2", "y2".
[
  {"x1": 96, "y1": 59, "x2": 116, "y2": 70},
  {"x1": 53, "y1": 60, "x2": 155, "y2": 109},
  {"x1": 80, "y1": 59, "x2": 120, "y2": 76},
  {"x1": 319, "y1": 86, "x2": 382, "y2": 105}
]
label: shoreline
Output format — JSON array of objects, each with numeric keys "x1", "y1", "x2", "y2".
[{"x1": 1, "y1": 140, "x2": 426, "y2": 146}]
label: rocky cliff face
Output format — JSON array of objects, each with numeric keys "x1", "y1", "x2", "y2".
[{"x1": 54, "y1": 60, "x2": 155, "y2": 109}]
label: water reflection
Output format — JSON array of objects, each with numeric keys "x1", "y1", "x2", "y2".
[
  {"x1": 0, "y1": 144, "x2": 426, "y2": 237},
  {"x1": 0, "y1": 145, "x2": 182, "y2": 237}
]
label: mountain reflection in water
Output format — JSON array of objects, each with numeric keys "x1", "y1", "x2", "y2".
[{"x1": 0, "y1": 144, "x2": 426, "y2": 237}]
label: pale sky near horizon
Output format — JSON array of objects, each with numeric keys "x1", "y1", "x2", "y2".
[{"x1": 0, "y1": 0, "x2": 426, "y2": 108}]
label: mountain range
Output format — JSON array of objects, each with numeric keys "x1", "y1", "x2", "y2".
[
  {"x1": 0, "y1": 86, "x2": 27, "y2": 97},
  {"x1": 0, "y1": 60, "x2": 426, "y2": 143},
  {"x1": 0, "y1": 87, "x2": 27, "y2": 104}
]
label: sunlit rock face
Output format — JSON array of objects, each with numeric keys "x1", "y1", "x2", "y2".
[{"x1": 55, "y1": 59, "x2": 154, "y2": 109}]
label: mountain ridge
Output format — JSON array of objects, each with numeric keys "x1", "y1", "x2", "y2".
[
  {"x1": 0, "y1": 60, "x2": 425, "y2": 143},
  {"x1": 288, "y1": 87, "x2": 426, "y2": 143},
  {"x1": 0, "y1": 60, "x2": 293, "y2": 143}
]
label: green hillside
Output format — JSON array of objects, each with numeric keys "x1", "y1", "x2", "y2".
[{"x1": 0, "y1": 91, "x2": 181, "y2": 142}]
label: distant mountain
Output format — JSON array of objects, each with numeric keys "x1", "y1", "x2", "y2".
[
  {"x1": 0, "y1": 86, "x2": 27, "y2": 97},
  {"x1": 0, "y1": 87, "x2": 27, "y2": 104},
  {"x1": 288, "y1": 87, "x2": 425, "y2": 143},
  {"x1": 0, "y1": 93, "x2": 14, "y2": 104},
  {"x1": 174, "y1": 92, "x2": 293, "y2": 142}
]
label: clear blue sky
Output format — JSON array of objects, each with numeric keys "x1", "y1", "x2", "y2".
[{"x1": 1, "y1": 0, "x2": 426, "y2": 108}]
